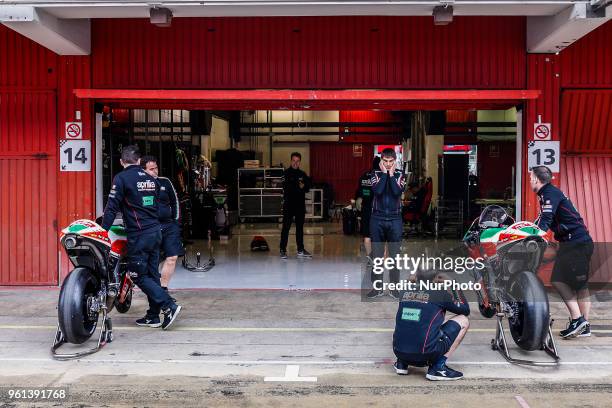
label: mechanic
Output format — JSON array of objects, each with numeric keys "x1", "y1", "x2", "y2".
[
  {"x1": 142, "y1": 156, "x2": 184, "y2": 302},
  {"x1": 392, "y1": 270, "x2": 470, "y2": 381},
  {"x1": 530, "y1": 165, "x2": 593, "y2": 339},
  {"x1": 367, "y1": 148, "x2": 405, "y2": 299},
  {"x1": 280, "y1": 152, "x2": 312, "y2": 259},
  {"x1": 102, "y1": 145, "x2": 182, "y2": 330},
  {"x1": 355, "y1": 156, "x2": 381, "y2": 258}
]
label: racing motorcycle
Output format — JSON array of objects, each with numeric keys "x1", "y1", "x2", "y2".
[
  {"x1": 52, "y1": 219, "x2": 134, "y2": 359},
  {"x1": 463, "y1": 205, "x2": 560, "y2": 365}
]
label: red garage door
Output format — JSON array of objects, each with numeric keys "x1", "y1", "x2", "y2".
[
  {"x1": 561, "y1": 90, "x2": 612, "y2": 285},
  {"x1": 0, "y1": 91, "x2": 58, "y2": 285}
]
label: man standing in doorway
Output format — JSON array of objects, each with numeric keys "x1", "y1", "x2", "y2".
[
  {"x1": 280, "y1": 152, "x2": 312, "y2": 259},
  {"x1": 530, "y1": 165, "x2": 594, "y2": 339},
  {"x1": 102, "y1": 145, "x2": 182, "y2": 330},
  {"x1": 368, "y1": 148, "x2": 406, "y2": 299},
  {"x1": 142, "y1": 156, "x2": 184, "y2": 302}
]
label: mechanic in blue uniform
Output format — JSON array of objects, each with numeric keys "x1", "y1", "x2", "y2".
[
  {"x1": 142, "y1": 156, "x2": 184, "y2": 301},
  {"x1": 392, "y1": 270, "x2": 470, "y2": 381},
  {"x1": 367, "y1": 148, "x2": 405, "y2": 299},
  {"x1": 355, "y1": 156, "x2": 381, "y2": 258},
  {"x1": 530, "y1": 165, "x2": 594, "y2": 338},
  {"x1": 102, "y1": 145, "x2": 182, "y2": 330}
]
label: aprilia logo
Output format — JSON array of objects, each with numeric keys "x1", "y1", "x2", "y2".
[{"x1": 137, "y1": 180, "x2": 156, "y2": 189}]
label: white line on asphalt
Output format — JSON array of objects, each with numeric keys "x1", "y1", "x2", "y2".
[
  {"x1": 2, "y1": 325, "x2": 612, "y2": 334},
  {"x1": 515, "y1": 395, "x2": 531, "y2": 408},
  {"x1": 2, "y1": 358, "x2": 612, "y2": 366},
  {"x1": 264, "y1": 365, "x2": 317, "y2": 382}
]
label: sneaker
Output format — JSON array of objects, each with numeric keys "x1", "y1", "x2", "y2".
[
  {"x1": 280, "y1": 250, "x2": 288, "y2": 260},
  {"x1": 426, "y1": 364, "x2": 464, "y2": 381},
  {"x1": 394, "y1": 360, "x2": 409, "y2": 375},
  {"x1": 389, "y1": 289, "x2": 400, "y2": 300},
  {"x1": 560, "y1": 316, "x2": 588, "y2": 339},
  {"x1": 135, "y1": 316, "x2": 161, "y2": 328},
  {"x1": 161, "y1": 304, "x2": 182, "y2": 330},
  {"x1": 577, "y1": 323, "x2": 591, "y2": 338},
  {"x1": 366, "y1": 289, "x2": 384, "y2": 299},
  {"x1": 297, "y1": 249, "x2": 312, "y2": 258}
]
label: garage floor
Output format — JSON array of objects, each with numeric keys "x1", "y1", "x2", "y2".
[{"x1": 170, "y1": 222, "x2": 460, "y2": 290}]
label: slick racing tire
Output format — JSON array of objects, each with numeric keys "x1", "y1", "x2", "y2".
[
  {"x1": 114, "y1": 287, "x2": 133, "y2": 314},
  {"x1": 58, "y1": 267, "x2": 100, "y2": 344},
  {"x1": 506, "y1": 271, "x2": 549, "y2": 351}
]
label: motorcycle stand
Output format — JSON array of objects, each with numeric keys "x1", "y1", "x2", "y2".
[
  {"x1": 491, "y1": 312, "x2": 560, "y2": 366},
  {"x1": 182, "y1": 232, "x2": 215, "y2": 272},
  {"x1": 51, "y1": 310, "x2": 113, "y2": 360}
]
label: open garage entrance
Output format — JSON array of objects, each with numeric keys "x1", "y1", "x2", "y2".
[{"x1": 76, "y1": 89, "x2": 538, "y2": 289}]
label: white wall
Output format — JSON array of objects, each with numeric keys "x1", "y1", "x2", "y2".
[
  {"x1": 239, "y1": 110, "x2": 339, "y2": 171},
  {"x1": 425, "y1": 134, "x2": 444, "y2": 200},
  {"x1": 272, "y1": 143, "x2": 311, "y2": 174}
]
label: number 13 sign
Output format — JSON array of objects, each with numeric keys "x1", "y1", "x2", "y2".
[
  {"x1": 527, "y1": 141, "x2": 560, "y2": 172},
  {"x1": 60, "y1": 140, "x2": 91, "y2": 172}
]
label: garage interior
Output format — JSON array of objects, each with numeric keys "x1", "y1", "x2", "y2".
[{"x1": 97, "y1": 102, "x2": 521, "y2": 289}]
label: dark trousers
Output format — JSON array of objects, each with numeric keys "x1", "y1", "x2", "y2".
[
  {"x1": 280, "y1": 208, "x2": 305, "y2": 251},
  {"x1": 127, "y1": 229, "x2": 172, "y2": 317},
  {"x1": 370, "y1": 215, "x2": 402, "y2": 285}
]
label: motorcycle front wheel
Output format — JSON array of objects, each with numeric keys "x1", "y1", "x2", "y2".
[
  {"x1": 506, "y1": 270, "x2": 549, "y2": 351},
  {"x1": 58, "y1": 267, "x2": 100, "y2": 344}
]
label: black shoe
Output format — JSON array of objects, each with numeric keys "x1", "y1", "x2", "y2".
[
  {"x1": 577, "y1": 322, "x2": 591, "y2": 338},
  {"x1": 135, "y1": 316, "x2": 161, "y2": 328},
  {"x1": 394, "y1": 360, "x2": 409, "y2": 375},
  {"x1": 297, "y1": 249, "x2": 312, "y2": 258},
  {"x1": 366, "y1": 289, "x2": 384, "y2": 299},
  {"x1": 560, "y1": 316, "x2": 588, "y2": 339},
  {"x1": 426, "y1": 364, "x2": 463, "y2": 381},
  {"x1": 161, "y1": 304, "x2": 182, "y2": 330},
  {"x1": 389, "y1": 290, "x2": 400, "y2": 300},
  {"x1": 280, "y1": 250, "x2": 288, "y2": 260}
]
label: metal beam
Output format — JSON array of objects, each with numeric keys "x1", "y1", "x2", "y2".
[
  {"x1": 0, "y1": 5, "x2": 90, "y2": 55},
  {"x1": 527, "y1": 3, "x2": 611, "y2": 53}
]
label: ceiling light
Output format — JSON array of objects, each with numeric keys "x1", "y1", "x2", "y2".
[
  {"x1": 150, "y1": 7, "x2": 173, "y2": 28},
  {"x1": 433, "y1": 5, "x2": 453, "y2": 26}
]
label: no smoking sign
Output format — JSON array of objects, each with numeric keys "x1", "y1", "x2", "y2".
[
  {"x1": 533, "y1": 122, "x2": 551, "y2": 141},
  {"x1": 65, "y1": 122, "x2": 83, "y2": 139}
]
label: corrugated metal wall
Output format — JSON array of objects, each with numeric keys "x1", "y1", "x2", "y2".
[
  {"x1": 560, "y1": 156, "x2": 612, "y2": 242},
  {"x1": 56, "y1": 56, "x2": 94, "y2": 280},
  {"x1": 311, "y1": 142, "x2": 377, "y2": 204},
  {"x1": 561, "y1": 90, "x2": 612, "y2": 154},
  {"x1": 560, "y1": 21, "x2": 612, "y2": 89},
  {"x1": 0, "y1": 25, "x2": 57, "y2": 89},
  {"x1": 92, "y1": 16, "x2": 526, "y2": 89},
  {"x1": 0, "y1": 91, "x2": 58, "y2": 285},
  {"x1": 523, "y1": 54, "x2": 562, "y2": 223}
]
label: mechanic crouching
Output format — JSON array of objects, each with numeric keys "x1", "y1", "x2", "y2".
[{"x1": 392, "y1": 270, "x2": 470, "y2": 381}]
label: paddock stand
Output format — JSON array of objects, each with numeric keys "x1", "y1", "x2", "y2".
[
  {"x1": 51, "y1": 310, "x2": 113, "y2": 360},
  {"x1": 491, "y1": 312, "x2": 560, "y2": 366},
  {"x1": 182, "y1": 231, "x2": 215, "y2": 272}
]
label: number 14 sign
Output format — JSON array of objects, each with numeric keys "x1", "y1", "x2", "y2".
[
  {"x1": 60, "y1": 140, "x2": 91, "y2": 172},
  {"x1": 527, "y1": 141, "x2": 560, "y2": 173}
]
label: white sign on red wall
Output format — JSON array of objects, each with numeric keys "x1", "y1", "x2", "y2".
[
  {"x1": 533, "y1": 122, "x2": 551, "y2": 141},
  {"x1": 65, "y1": 122, "x2": 83, "y2": 139}
]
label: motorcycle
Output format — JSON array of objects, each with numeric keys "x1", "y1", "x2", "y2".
[
  {"x1": 51, "y1": 219, "x2": 134, "y2": 359},
  {"x1": 463, "y1": 205, "x2": 560, "y2": 365}
]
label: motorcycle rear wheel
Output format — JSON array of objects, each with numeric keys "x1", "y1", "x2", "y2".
[
  {"x1": 58, "y1": 267, "x2": 100, "y2": 344},
  {"x1": 506, "y1": 271, "x2": 549, "y2": 351}
]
